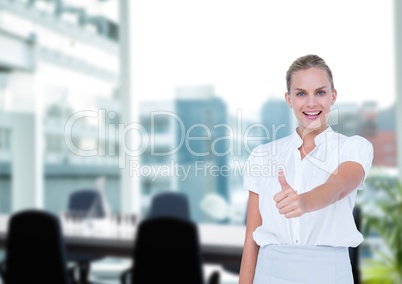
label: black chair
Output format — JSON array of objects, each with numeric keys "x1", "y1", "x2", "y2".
[
  {"x1": 120, "y1": 217, "x2": 219, "y2": 284},
  {"x1": 67, "y1": 189, "x2": 106, "y2": 284},
  {"x1": 68, "y1": 189, "x2": 106, "y2": 219},
  {"x1": 349, "y1": 206, "x2": 361, "y2": 284},
  {"x1": 148, "y1": 191, "x2": 191, "y2": 220},
  {"x1": 0, "y1": 209, "x2": 72, "y2": 284}
]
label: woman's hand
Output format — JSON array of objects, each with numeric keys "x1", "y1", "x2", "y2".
[{"x1": 273, "y1": 171, "x2": 305, "y2": 218}]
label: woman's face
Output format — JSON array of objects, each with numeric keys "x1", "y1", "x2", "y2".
[{"x1": 285, "y1": 67, "x2": 337, "y2": 134}]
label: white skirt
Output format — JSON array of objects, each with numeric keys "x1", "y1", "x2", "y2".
[{"x1": 253, "y1": 245, "x2": 353, "y2": 284}]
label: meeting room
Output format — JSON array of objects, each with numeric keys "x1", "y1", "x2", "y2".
[{"x1": 0, "y1": 0, "x2": 400, "y2": 283}]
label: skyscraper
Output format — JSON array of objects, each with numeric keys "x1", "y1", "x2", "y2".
[
  {"x1": 175, "y1": 85, "x2": 229, "y2": 222},
  {"x1": 260, "y1": 99, "x2": 293, "y2": 143}
]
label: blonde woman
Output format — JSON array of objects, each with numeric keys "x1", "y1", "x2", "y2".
[{"x1": 239, "y1": 54, "x2": 373, "y2": 284}]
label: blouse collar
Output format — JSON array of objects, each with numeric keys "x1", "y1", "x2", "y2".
[{"x1": 290, "y1": 126, "x2": 333, "y2": 148}]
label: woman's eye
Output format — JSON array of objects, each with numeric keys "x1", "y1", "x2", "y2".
[
  {"x1": 317, "y1": 91, "x2": 325, "y2": 96},
  {"x1": 296, "y1": 92, "x2": 305, "y2": 96}
]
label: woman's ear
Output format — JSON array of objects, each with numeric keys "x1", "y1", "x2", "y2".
[
  {"x1": 331, "y1": 89, "x2": 338, "y2": 105},
  {"x1": 285, "y1": 92, "x2": 292, "y2": 108}
]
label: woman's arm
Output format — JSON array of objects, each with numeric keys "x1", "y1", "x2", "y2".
[
  {"x1": 274, "y1": 161, "x2": 365, "y2": 218},
  {"x1": 239, "y1": 191, "x2": 262, "y2": 284}
]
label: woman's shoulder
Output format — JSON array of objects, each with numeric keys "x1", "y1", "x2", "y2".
[{"x1": 336, "y1": 133, "x2": 373, "y2": 150}]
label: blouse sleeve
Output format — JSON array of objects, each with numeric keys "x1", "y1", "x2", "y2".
[
  {"x1": 339, "y1": 135, "x2": 374, "y2": 190},
  {"x1": 243, "y1": 145, "x2": 265, "y2": 194}
]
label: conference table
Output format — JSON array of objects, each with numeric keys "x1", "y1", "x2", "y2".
[{"x1": 0, "y1": 214, "x2": 245, "y2": 266}]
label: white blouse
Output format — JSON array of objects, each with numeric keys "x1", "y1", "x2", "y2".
[{"x1": 243, "y1": 126, "x2": 373, "y2": 248}]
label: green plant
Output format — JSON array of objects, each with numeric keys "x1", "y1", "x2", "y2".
[{"x1": 360, "y1": 176, "x2": 402, "y2": 284}]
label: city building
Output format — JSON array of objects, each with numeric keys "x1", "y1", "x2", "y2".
[
  {"x1": 0, "y1": 0, "x2": 120, "y2": 214},
  {"x1": 365, "y1": 104, "x2": 397, "y2": 167},
  {"x1": 331, "y1": 102, "x2": 361, "y2": 136},
  {"x1": 175, "y1": 85, "x2": 229, "y2": 222},
  {"x1": 138, "y1": 100, "x2": 177, "y2": 215},
  {"x1": 260, "y1": 98, "x2": 293, "y2": 144},
  {"x1": 332, "y1": 102, "x2": 397, "y2": 168}
]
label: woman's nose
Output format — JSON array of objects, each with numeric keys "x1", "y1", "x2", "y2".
[{"x1": 306, "y1": 95, "x2": 318, "y2": 107}]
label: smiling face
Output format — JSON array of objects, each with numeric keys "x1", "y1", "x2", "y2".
[{"x1": 285, "y1": 67, "x2": 337, "y2": 135}]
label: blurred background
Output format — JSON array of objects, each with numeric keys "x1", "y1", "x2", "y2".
[{"x1": 0, "y1": 0, "x2": 400, "y2": 283}]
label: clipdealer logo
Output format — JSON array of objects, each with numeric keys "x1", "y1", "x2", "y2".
[
  {"x1": 63, "y1": 108, "x2": 339, "y2": 175},
  {"x1": 129, "y1": 159, "x2": 284, "y2": 181},
  {"x1": 64, "y1": 109, "x2": 287, "y2": 168}
]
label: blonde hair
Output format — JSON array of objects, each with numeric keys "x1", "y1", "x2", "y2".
[{"x1": 286, "y1": 54, "x2": 334, "y2": 92}]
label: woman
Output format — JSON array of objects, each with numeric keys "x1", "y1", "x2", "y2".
[{"x1": 239, "y1": 54, "x2": 373, "y2": 284}]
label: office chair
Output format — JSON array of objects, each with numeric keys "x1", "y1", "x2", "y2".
[
  {"x1": 120, "y1": 217, "x2": 219, "y2": 284},
  {"x1": 0, "y1": 209, "x2": 72, "y2": 284},
  {"x1": 67, "y1": 189, "x2": 106, "y2": 284},
  {"x1": 148, "y1": 191, "x2": 191, "y2": 220},
  {"x1": 68, "y1": 189, "x2": 106, "y2": 219},
  {"x1": 349, "y1": 206, "x2": 361, "y2": 284}
]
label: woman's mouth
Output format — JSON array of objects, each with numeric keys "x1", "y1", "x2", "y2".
[{"x1": 303, "y1": 111, "x2": 322, "y2": 120}]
